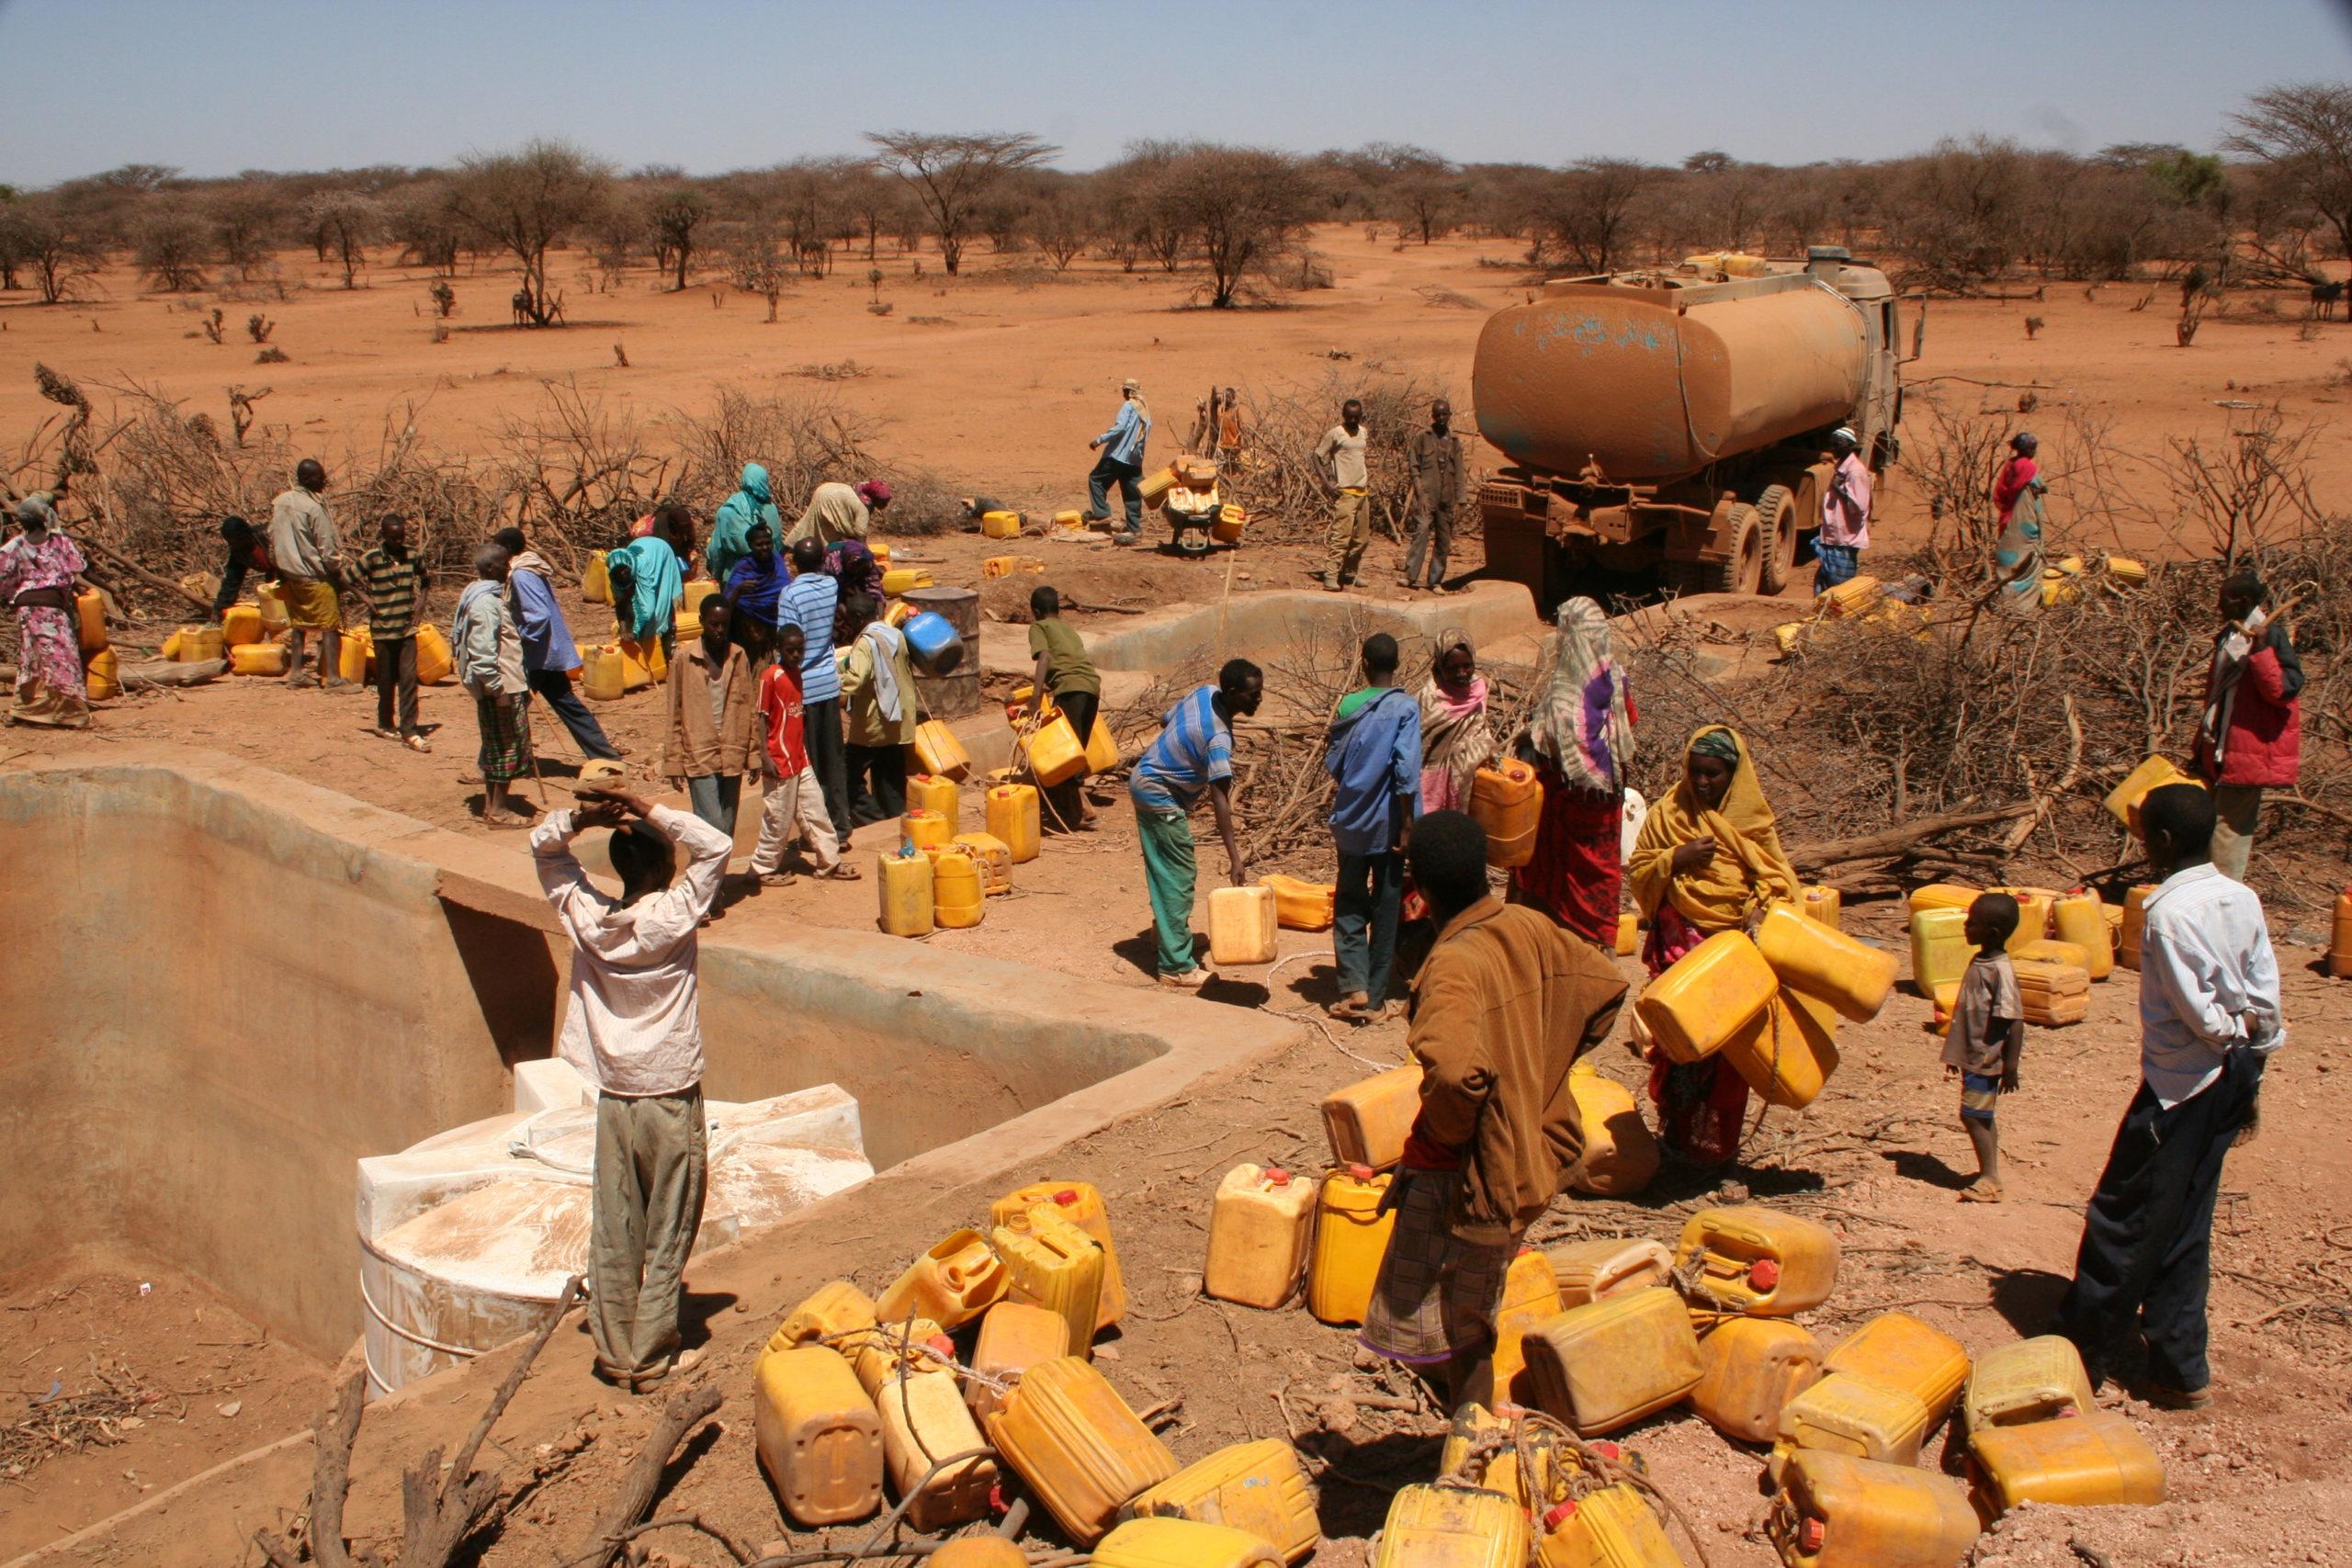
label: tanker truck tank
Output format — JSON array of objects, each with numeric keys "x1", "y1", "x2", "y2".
[
  {"x1": 1472, "y1": 271, "x2": 1869, "y2": 484},
  {"x1": 1466, "y1": 250, "x2": 1906, "y2": 606}
]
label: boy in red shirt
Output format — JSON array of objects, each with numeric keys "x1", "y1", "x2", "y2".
[{"x1": 751, "y1": 625, "x2": 854, "y2": 885}]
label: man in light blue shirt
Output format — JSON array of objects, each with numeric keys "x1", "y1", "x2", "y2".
[
  {"x1": 777, "y1": 537, "x2": 848, "y2": 836},
  {"x1": 1086, "y1": 378, "x2": 1151, "y2": 544},
  {"x1": 2058, "y1": 783, "x2": 2283, "y2": 1409}
]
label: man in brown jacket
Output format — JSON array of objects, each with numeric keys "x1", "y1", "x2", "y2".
[
  {"x1": 663, "y1": 599, "x2": 763, "y2": 838},
  {"x1": 1360, "y1": 808, "x2": 1628, "y2": 1404}
]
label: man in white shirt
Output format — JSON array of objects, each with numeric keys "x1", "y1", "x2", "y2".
[
  {"x1": 2057, "y1": 783, "x2": 2282, "y2": 1408},
  {"x1": 532, "y1": 786, "x2": 732, "y2": 1390}
]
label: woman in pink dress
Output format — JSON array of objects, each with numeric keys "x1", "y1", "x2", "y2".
[{"x1": 1, "y1": 495, "x2": 108, "y2": 729}]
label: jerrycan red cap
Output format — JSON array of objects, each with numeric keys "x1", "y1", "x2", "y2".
[
  {"x1": 1748, "y1": 1258, "x2": 1781, "y2": 1292},
  {"x1": 1053, "y1": 1189, "x2": 1080, "y2": 1204},
  {"x1": 926, "y1": 1333, "x2": 956, "y2": 1358},
  {"x1": 1264, "y1": 1168, "x2": 1292, "y2": 1185},
  {"x1": 1799, "y1": 1517, "x2": 1826, "y2": 1552},
  {"x1": 1543, "y1": 1501, "x2": 1579, "y2": 1530},
  {"x1": 1590, "y1": 1440, "x2": 1623, "y2": 1462},
  {"x1": 1345, "y1": 1162, "x2": 1375, "y2": 1180}
]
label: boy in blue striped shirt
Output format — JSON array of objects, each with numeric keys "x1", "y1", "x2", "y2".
[{"x1": 1130, "y1": 659, "x2": 1262, "y2": 987}]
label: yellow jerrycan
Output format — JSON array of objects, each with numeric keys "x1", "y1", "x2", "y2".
[
  {"x1": 1261, "y1": 872, "x2": 1337, "y2": 931},
  {"x1": 847, "y1": 1315, "x2": 948, "y2": 1396},
  {"x1": 1801, "y1": 885, "x2": 1842, "y2": 929},
  {"x1": 414, "y1": 623, "x2": 455, "y2": 684},
  {"x1": 1755, "y1": 903, "x2": 1898, "y2": 1022},
  {"x1": 2118, "y1": 883, "x2": 2157, "y2": 971},
  {"x1": 1521, "y1": 1288, "x2": 1703, "y2": 1436},
  {"x1": 1718, "y1": 988, "x2": 1840, "y2": 1110},
  {"x1": 876, "y1": 1366, "x2": 998, "y2": 1531},
  {"x1": 1566, "y1": 1066, "x2": 1659, "y2": 1197},
  {"x1": 2051, "y1": 890, "x2": 2112, "y2": 979},
  {"x1": 1674, "y1": 1206, "x2": 1840, "y2": 1316},
  {"x1": 1024, "y1": 710, "x2": 1088, "y2": 787},
  {"x1": 876, "y1": 1227, "x2": 1006, "y2": 1329},
  {"x1": 990, "y1": 1180, "x2": 1126, "y2": 1330},
  {"x1": 769, "y1": 1280, "x2": 877, "y2": 1352},
  {"x1": 1906, "y1": 883, "x2": 1979, "y2": 917},
  {"x1": 966, "y1": 1301, "x2": 1071, "y2": 1424},
  {"x1": 931, "y1": 847, "x2": 985, "y2": 930},
  {"x1": 983, "y1": 1355, "x2": 1179, "y2": 1545},
  {"x1": 901, "y1": 806, "x2": 954, "y2": 851},
  {"x1": 1768, "y1": 1450, "x2": 1980, "y2": 1568},
  {"x1": 1634, "y1": 931, "x2": 1778, "y2": 1062},
  {"x1": 221, "y1": 603, "x2": 264, "y2": 648},
  {"x1": 1374, "y1": 1483, "x2": 1530, "y2": 1567},
  {"x1": 994, "y1": 1205, "x2": 1106, "y2": 1359},
  {"x1": 2330, "y1": 885, "x2": 2352, "y2": 978},
  {"x1": 912, "y1": 717, "x2": 971, "y2": 780},
  {"x1": 1770, "y1": 1374, "x2": 1937, "y2": 1483},
  {"x1": 931, "y1": 1540, "x2": 1026, "y2": 1568},
  {"x1": 231, "y1": 640, "x2": 288, "y2": 676},
  {"x1": 1989, "y1": 885, "x2": 2056, "y2": 949},
  {"x1": 1205, "y1": 1165, "x2": 1315, "y2": 1309},
  {"x1": 1318, "y1": 1062, "x2": 1424, "y2": 1169},
  {"x1": 1962, "y1": 1335, "x2": 2095, "y2": 1432},
  {"x1": 1120, "y1": 1438, "x2": 1320, "y2": 1563},
  {"x1": 752, "y1": 1344, "x2": 884, "y2": 1527},
  {"x1": 582, "y1": 644, "x2": 628, "y2": 702},
  {"x1": 1551, "y1": 1237, "x2": 1672, "y2": 1308},
  {"x1": 1468, "y1": 760, "x2": 1544, "y2": 867},
  {"x1": 1690, "y1": 1317, "x2": 1823, "y2": 1443},
  {"x1": 953, "y1": 831, "x2": 1014, "y2": 895},
  {"x1": 1209, "y1": 884, "x2": 1280, "y2": 965},
  {"x1": 1536, "y1": 1484, "x2": 1685, "y2": 1568},
  {"x1": 1093, "y1": 1518, "x2": 1282, "y2": 1568},
  {"x1": 986, "y1": 783, "x2": 1041, "y2": 863},
  {"x1": 1306, "y1": 1165, "x2": 1394, "y2": 1326},
  {"x1": 1908, "y1": 907, "x2": 1972, "y2": 997},
  {"x1": 877, "y1": 849, "x2": 935, "y2": 937},
  {"x1": 1966, "y1": 1410, "x2": 2166, "y2": 1516},
  {"x1": 1488, "y1": 1248, "x2": 1565, "y2": 1404},
  {"x1": 906, "y1": 771, "x2": 960, "y2": 826},
  {"x1": 83, "y1": 646, "x2": 119, "y2": 700}
]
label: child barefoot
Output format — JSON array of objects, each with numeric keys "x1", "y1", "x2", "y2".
[{"x1": 1944, "y1": 892, "x2": 2025, "y2": 1201}]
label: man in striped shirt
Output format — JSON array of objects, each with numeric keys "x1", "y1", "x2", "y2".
[
  {"x1": 778, "y1": 536, "x2": 849, "y2": 837},
  {"x1": 355, "y1": 514, "x2": 429, "y2": 751},
  {"x1": 1129, "y1": 659, "x2": 1262, "y2": 987}
]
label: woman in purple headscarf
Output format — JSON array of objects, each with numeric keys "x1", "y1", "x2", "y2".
[
  {"x1": 823, "y1": 538, "x2": 884, "y2": 646},
  {"x1": 1507, "y1": 596, "x2": 1635, "y2": 948}
]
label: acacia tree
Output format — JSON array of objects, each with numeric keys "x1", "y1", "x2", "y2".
[
  {"x1": 1537, "y1": 158, "x2": 1657, "y2": 274},
  {"x1": 1, "y1": 202, "x2": 102, "y2": 303},
  {"x1": 2225, "y1": 82, "x2": 2352, "y2": 265},
  {"x1": 305, "y1": 192, "x2": 382, "y2": 288},
  {"x1": 648, "y1": 184, "x2": 709, "y2": 289},
  {"x1": 1156, "y1": 144, "x2": 1317, "y2": 308},
  {"x1": 864, "y1": 130, "x2": 1057, "y2": 275},
  {"x1": 448, "y1": 140, "x2": 615, "y2": 324},
  {"x1": 135, "y1": 206, "x2": 211, "y2": 291},
  {"x1": 1363, "y1": 143, "x2": 1462, "y2": 244}
]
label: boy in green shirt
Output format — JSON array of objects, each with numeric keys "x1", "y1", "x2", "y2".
[{"x1": 1027, "y1": 585, "x2": 1102, "y2": 829}]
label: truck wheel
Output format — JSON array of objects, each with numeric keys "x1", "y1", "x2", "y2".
[
  {"x1": 1754, "y1": 485, "x2": 1799, "y2": 595},
  {"x1": 1705, "y1": 504, "x2": 1764, "y2": 594}
]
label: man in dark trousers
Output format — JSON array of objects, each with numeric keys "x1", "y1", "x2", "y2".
[
  {"x1": 2056, "y1": 783, "x2": 2285, "y2": 1407},
  {"x1": 1402, "y1": 399, "x2": 1464, "y2": 592},
  {"x1": 355, "y1": 514, "x2": 429, "y2": 752}
]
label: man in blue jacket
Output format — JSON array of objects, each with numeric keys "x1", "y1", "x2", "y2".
[
  {"x1": 496, "y1": 526, "x2": 621, "y2": 762},
  {"x1": 1327, "y1": 632, "x2": 1422, "y2": 1021},
  {"x1": 1087, "y1": 378, "x2": 1151, "y2": 545}
]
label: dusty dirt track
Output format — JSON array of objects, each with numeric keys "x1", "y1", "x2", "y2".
[{"x1": 3, "y1": 228, "x2": 2350, "y2": 1565}]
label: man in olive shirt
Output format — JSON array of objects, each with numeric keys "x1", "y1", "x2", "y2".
[
  {"x1": 1026, "y1": 584, "x2": 1102, "y2": 829},
  {"x1": 1313, "y1": 399, "x2": 1372, "y2": 592},
  {"x1": 1404, "y1": 400, "x2": 1465, "y2": 592}
]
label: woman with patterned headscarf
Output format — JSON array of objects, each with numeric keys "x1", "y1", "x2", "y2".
[
  {"x1": 1626, "y1": 724, "x2": 1800, "y2": 1163},
  {"x1": 1509, "y1": 597, "x2": 1634, "y2": 949},
  {"x1": 1416, "y1": 629, "x2": 1494, "y2": 815},
  {"x1": 1, "y1": 494, "x2": 110, "y2": 729}
]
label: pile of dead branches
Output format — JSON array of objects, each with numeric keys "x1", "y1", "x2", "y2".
[
  {"x1": 2, "y1": 1359, "x2": 175, "y2": 1484},
  {"x1": 1215, "y1": 367, "x2": 1466, "y2": 548}
]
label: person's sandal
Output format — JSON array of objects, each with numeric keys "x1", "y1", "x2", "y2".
[
  {"x1": 1328, "y1": 996, "x2": 1372, "y2": 1021},
  {"x1": 1958, "y1": 1180, "x2": 2004, "y2": 1203},
  {"x1": 823, "y1": 864, "x2": 863, "y2": 881},
  {"x1": 404, "y1": 735, "x2": 432, "y2": 754},
  {"x1": 758, "y1": 871, "x2": 797, "y2": 887}
]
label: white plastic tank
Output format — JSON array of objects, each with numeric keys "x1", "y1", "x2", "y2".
[{"x1": 356, "y1": 1060, "x2": 873, "y2": 1394}]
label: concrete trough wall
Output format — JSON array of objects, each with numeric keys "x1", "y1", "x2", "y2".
[{"x1": 0, "y1": 757, "x2": 1294, "y2": 1360}]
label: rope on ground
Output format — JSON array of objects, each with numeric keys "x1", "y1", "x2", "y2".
[{"x1": 1258, "y1": 947, "x2": 1410, "y2": 1070}]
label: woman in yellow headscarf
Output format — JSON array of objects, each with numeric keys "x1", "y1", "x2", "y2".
[{"x1": 1627, "y1": 725, "x2": 1799, "y2": 1162}]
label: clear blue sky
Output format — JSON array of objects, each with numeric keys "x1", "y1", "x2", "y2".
[{"x1": 4, "y1": 0, "x2": 2347, "y2": 186}]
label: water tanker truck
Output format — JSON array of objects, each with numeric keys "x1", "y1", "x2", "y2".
[{"x1": 1471, "y1": 246, "x2": 1907, "y2": 605}]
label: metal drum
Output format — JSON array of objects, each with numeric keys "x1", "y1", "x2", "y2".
[{"x1": 903, "y1": 585, "x2": 980, "y2": 719}]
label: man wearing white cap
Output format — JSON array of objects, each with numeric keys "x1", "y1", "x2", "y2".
[
  {"x1": 1089, "y1": 378, "x2": 1152, "y2": 544},
  {"x1": 1815, "y1": 427, "x2": 1871, "y2": 591}
]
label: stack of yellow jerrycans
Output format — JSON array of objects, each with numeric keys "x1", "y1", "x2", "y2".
[{"x1": 752, "y1": 1176, "x2": 1321, "y2": 1565}]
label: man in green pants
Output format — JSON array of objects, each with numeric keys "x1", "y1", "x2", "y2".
[
  {"x1": 532, "y1": 785, "x2": 731, "y2": 1390},
  {"x1": 1128, "y1": 660, "x2": 1262, "y2": 987}
]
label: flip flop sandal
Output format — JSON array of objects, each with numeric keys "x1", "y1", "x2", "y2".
[{"x1": 1958, "y1": 1182, "x2": 2004, "y2": 1203}]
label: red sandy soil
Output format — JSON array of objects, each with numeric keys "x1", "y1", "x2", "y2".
[
  {"x1": 5, "y1": 230, "x2": 2350, "y2": 1565},
  {"x1": 5, "y1": 226, "x2": 2346, "y2": 555}
]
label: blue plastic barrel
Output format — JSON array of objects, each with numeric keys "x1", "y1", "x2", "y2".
[{"x1": 904, "y1": 611, "x2": 964, "y2": 675}]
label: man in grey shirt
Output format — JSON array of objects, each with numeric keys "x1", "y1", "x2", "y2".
[{"x1": 267, "y1": 458, "x2": 348, "y2": 688}]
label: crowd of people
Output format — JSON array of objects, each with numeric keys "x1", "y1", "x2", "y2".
[{"x1": 0, "y1": 436, "x2": 2310, "y2": 1416}]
